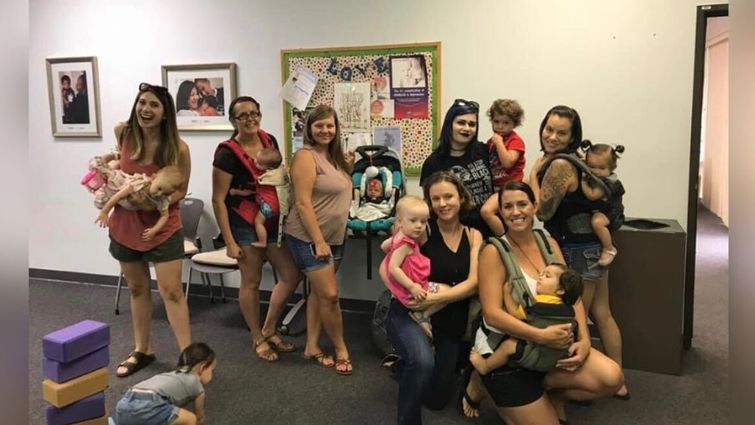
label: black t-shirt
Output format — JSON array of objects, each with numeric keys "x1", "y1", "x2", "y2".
[
  {"x1": 212, "y1": 135, "x2": 279, "y2": 227},
  {"x1": 420, "y1": 218, "x2": 471, "y2": 339},
  {"x1": 419, "y1": 143, "x2": 493, "y2": 237}
]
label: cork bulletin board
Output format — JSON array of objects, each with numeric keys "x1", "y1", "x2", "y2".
[{"x1": 280, "y1": 42, "x2": 441, "y2": 175}]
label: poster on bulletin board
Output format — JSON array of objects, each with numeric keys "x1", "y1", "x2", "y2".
[{"x1": 280, "y1": 42, "x2": 441, "y2": 175}]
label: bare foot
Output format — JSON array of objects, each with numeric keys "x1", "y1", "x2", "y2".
[
  {"x1": 598, "y1": 246, "x2": 617, "y2": 266},
  {"x1": 409, "y1": 312, "x2": 433, "y2": 340},
  {"x1": 469, "y1": 348, "x2": 491, "y2": 375}
]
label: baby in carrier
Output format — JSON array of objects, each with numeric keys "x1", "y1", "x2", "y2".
[
  {"x1": 470, "y1": 263, "x2": 583, "y2": 374},
  {"x1": 579, "y1": 140, "x2": 626, "y2": 266},
  {"x1": 229, "y1": 147, "x2": 289, "y2": 248}
]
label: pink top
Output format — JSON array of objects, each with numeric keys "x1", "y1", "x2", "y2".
[
  {"x1": 384, "y1": 234, "x2": 431, "y2": 305},
  {"x1": 108, "y1": 136, "x2": 181, "y2": 251}
]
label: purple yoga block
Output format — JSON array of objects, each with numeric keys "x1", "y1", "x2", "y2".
[
  {"x1": 45, "y1": 392, "x2": 105, "y2": 425},
  {"x1": 43, "y1": 345, "x2": 109, "y2": 383},
  {"x1": 43, "y1": 320, "x2": 110, "y2": 363}
]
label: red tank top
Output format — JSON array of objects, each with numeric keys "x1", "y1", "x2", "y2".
[{"x1": 108, "y1": 135, "x2": 182, "y2": 251}]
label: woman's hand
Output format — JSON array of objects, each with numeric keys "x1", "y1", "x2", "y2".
[
  {"x1": 344, "y1": 150, "x2": 356, "y2": 169},
  {"x1": 314, "y1": 240, "x2": 332, "y2": 260},
  {"x1": 555, "y1": 338, "x2": 591, "y2": 371},
  {"x1": 536, "y1": 323, "x2": 573, "y2": 349},
  {"x1": 226, "y1": 242, "x2": 244, "y2": 260}
]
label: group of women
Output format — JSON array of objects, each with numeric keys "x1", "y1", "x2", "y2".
[{"x1": 105, "y1": 81, "x2": 625, "y2": 424}]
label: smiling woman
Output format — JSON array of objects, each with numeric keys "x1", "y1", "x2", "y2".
[
  {"x1": 419, "y1": 99, "x2": 493, "y2": 237},
  {"x1": 105, "y1": 82, "x2": 192, "y2": 379}
]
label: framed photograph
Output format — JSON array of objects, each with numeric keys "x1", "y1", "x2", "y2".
[
  {"x1": 46, "y1": 56, "x2": 102, "y2": 137},
  {"x1": 161, "y1": 63, "x2": 237, "y2": 131}
]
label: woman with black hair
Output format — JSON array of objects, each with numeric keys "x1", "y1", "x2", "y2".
[
  {"x1": 175, "y1": 80, "x2": 201, "y2": 116},
  {"x1": 419, "y1": 99, "x2": 494, "y2": 237}
]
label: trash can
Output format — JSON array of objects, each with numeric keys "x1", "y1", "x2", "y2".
[{"x1": 607, "y1": 218, "x2": 686, "y2": 375}]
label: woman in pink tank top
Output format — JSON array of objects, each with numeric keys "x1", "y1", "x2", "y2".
[
  {"x1": 106, "y1": 83, "x2": 192, "y2": 378},
  {"x1": 285, "y1": 105, "x2": 356, "y2": 375}
]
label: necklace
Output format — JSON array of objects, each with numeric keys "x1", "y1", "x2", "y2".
[{"x1": 508, "y1": 235, "x2": 542, "y2": 274}]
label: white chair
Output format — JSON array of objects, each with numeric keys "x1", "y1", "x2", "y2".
[
  {"x1": 187, "y1": 236, "x2": 238, "y2": 303},
  {"x1": 114, "y1": 197, "x2": 204, "y2": 315}
]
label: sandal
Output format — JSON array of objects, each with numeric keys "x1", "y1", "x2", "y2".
[
  {"x1": 303, "y1": 352, "x2": 334, "y2": 368},
  {"x1": 254, "y1": 338, "x2": 278, "y2": 362},
  {"x1": 116, "y1": 351, "x2": 156, "y2": 378},
  {"x1": 263, "y1": 332, "x2": 296, "y2": 353},
  {"x1": 457, "y1": 365, "x2": 481, "y2": 419},
  {"x1": 334, "y1": 357, "x2": 353, "y2": 376}
]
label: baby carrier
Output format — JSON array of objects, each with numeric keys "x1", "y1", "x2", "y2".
[
  {"x1": 484, "y1": 230, "x2": 577, "y2": 372},
  {"x1": 347, "y1": 145, "x2": 405, "y2": 279},
  {"x1": 217, "y1": 139, "x2": 290, "y2": 247}
]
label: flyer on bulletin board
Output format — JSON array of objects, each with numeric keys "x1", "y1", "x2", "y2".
[
  {"x1": 280, "y1": 66, "x2": 318, "y2": 111},
  {"x1": 389, "y1": 55, "x2": 429, "y2": 119}
]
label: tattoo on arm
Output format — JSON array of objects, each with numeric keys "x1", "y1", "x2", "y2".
[{"x1": 537, "y1": 159, "x2": 574, "y2": 221}]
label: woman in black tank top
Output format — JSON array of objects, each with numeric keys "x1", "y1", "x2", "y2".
[{"x1": 379, "y1": 171, "x2": 483, "y2": 425}]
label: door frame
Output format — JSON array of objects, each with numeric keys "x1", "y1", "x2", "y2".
[{"x1": 684, "y1": 3, "x2": 728, "y2": 349}]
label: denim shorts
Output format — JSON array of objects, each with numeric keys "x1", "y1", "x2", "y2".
[
  {"x1": 284, "y1": 233, "x2": 344, "y2": 273},
  {"x1": 560, "y1": 240, "x2": 606, "y2": 281},
  {"x1": 115, "y1": 390, "x2": 179, "y2": 425},
  {"x1": 231, "y1": 223, "x2": 278, "y2": 245}
]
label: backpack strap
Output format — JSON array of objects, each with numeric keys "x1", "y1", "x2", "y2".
[
  {"x1": 538, "y1": 153, "x2": 612, "y2": 196},
  {"x1": 487, "y1": 236, "x2": 536, "y2": 309},
  {"x1": 533, "y1": 229, "x2": 556, "y2": 265}
]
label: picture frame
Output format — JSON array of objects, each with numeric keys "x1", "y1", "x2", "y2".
[
  {"x1": 161, "y1": 63, "x2": 237, "y2": 131},
  {"x1": 46, "y1": 56, "x2": 102, "y2": 137}
]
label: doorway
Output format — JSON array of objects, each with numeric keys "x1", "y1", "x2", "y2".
[{"x1": 684, "y1": 4, "x2": 728, "y2": 349}]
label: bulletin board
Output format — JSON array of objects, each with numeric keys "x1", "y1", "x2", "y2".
[{"x1": 280, "y1": 42, "x2": 441, "y2": 175}]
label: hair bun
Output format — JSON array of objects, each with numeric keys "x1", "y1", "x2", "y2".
[
  {"x1": 613, "y1": 145, "x2": 625, "y2": 154},
  {"x1": 580, "y1": 140, "x2": 593, "y2": 151}
]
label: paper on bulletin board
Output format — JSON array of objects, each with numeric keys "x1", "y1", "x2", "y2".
[
  {"x1": 343, "y1": 132, "x2": 372, "y2": 159},
  {"x1": 389, "y1": 55, "x2": 429, "y2": 119},
  {"x1": 280, "y1": 66, "x2": 318, "y2": 110},
  {"x1": 334, "y1": 82, "x2": 371, "y2": 132}
]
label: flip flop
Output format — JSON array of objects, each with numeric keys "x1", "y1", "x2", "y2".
[
  {"x1": 457, "y1": 366, "x2": 481, "y2": 418},
  {"x1": 116, "y1": 351, "x2": 156, "y2": 378},
  {"x1": 254, "y1": 338, "x2": 279, "y2": 362}
]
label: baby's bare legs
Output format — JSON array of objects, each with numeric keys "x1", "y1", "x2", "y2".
[
  {"x1": 470, "y1": 337, "x2": 518, "y2": 375},
  {"x1": 592, "y1": 212, "x2": 617, "y2": 266},
  {"x1": 408, "y1": 283, "x2": 451, "y2": 340},
  {"x1": 252, "y1": 211, "x2": 268, "y2": 248}
]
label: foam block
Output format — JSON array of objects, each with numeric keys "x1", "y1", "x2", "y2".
[
  {"x1": 72, "y1": 415, "x2": 108, "y2": 425},
  {"x1": 43, "y1": 320, "x2": 110, "y2": 363},
  {"x1": 42, "y1": 368, "x2": 109, "y2": 408},
  {"x1": 45, "y1": 392, "x2": 105, "y2": 425},
  {"x1": 43, "y1": 345, "x2": 109, "y2": 383}
]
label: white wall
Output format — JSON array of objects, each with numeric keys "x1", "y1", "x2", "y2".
[{"x1": 29, "y1": 0, "x2": 720, "y2": 299}]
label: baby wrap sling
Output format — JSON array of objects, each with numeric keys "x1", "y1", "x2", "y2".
[
  {"x1": 218, "y1": 137, "x2": 290, "y2": 247},
  {"x1": 484, "y1": 230, "x2": 577, "y2": 372}
]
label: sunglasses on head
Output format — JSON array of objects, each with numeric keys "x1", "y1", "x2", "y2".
[
  {"x1": 453, "y1": 98, "x2": 479, "y2": 110},
  {"x1": 139, "y1": 82, "x2": 169, "y2": 94}
]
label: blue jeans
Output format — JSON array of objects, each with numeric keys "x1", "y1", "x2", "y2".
[
  {"x1": 387, "y1": 299, "x2": 463, "y2": 425},
  {"x1": 115, "y1": 390, "x2": 179, "y2": 425},
  {"x1": 560, "y1": 240, "x2": 606, "y2": 281}
]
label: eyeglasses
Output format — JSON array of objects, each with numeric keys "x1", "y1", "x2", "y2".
[
  {"x1": 234, "y1": 111, "x2": 262, "y2": 121},
  {"x1": 453, "y1": 98, "x2": 479, "y2": 110},
  {"x1": 139, "y1": 82, "x2": 169, "y2": 94}
]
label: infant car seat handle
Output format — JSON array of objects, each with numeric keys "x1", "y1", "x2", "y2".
[{"x1": 356, "y1": 145, "x2": 388, "y2": 158}]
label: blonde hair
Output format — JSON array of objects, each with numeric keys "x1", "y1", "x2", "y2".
[
  {"x1": 152, "y1": 165, "x2": 183, "y2": 192},
  {"x1": 396, "y1": 195, "x2": 429, "y2": 218}
]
